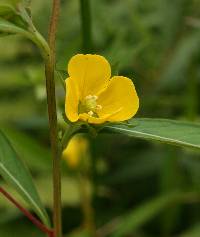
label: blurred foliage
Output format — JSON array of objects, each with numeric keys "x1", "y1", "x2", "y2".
[{"x1": 0, "y1": 0, "x2": 200, "y2": 236}]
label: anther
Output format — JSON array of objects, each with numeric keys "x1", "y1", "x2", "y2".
[
  {"x1": 96, "y1": 105, "x2": 102, "y2": 110},
  {"x1": 88, "y1": 111, "x2": 94, "y2": 116},
  {"x1": 85, "y1": 95, "x2": 93, "y2": 100},
  {"x1": 92, "y1": 95, "x2": 98, "y2": 100}
]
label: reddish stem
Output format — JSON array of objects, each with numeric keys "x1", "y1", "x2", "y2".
[{"x1": 0, "y1": 187, "x2": 54, "y2": 237}]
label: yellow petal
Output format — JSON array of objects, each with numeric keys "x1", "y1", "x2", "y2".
[
  {"x1": 62, "y1": 135, "x2": 89, "y2": 168},
  {"x1": 65, "y1": 77, "x2": 79, "y2": 122},
  {"x1": 68, "y1": 54, "x2": 111, "y2": 100},
  {"x1": 62, "y1": 137, "x2": 80, "y2": 168},
  {"x1": 97, "y1": 76, "x2": 139, "y2": 121},
  {"x1": 78, "y1": 113, "x2": 110, "y2": 124}
]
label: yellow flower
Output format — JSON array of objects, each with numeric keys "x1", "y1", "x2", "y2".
[
  {"x1": 65, "y1": 54, "x2": 139, "y2": 124},
  {"x1": 62, "y1": 135, "x2": 89, "y2": 168}
]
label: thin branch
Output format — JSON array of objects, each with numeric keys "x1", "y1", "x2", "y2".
[
  {"x1": 45, "y1": 0, "x2": 62, "y2": 237},
  {"x1": 0, "y1": 187, "x2": 54, "y2": 237}
]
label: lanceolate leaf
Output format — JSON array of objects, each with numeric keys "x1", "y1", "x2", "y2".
[
  {"x1": 0, "y1": 4, "x2": 29, "y2": 31},
  {"x1": 110, "y1": 192, "x2": 199, "y2": 237},
  {"x1": 0, "y1": 130, "x2": 50, "y2": 226},
  {"x1": 4, "y1": 1, "x2": 31, "y2": 8},
  {"x1": 180, "y1": 224, "x2": 200, "y2": 237},
  {"x1": 55, "y1": 69, "x2": 68, "y2": 89},
  {"x1": 104, "y1": 118, "x2": 200, "y2": 150},
  {"x1": 0, "y1": 5, "x2": 15, "y2": 17},
  {"x1": 0, "y1": 18, "x2": 27, "y2": 36},
  {"x1": 1, "y1": 126, "x2": 51, "y2": 172}
]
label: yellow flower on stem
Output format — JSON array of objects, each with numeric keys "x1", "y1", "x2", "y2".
[
  {"x1": 65, "y1": 54, "x2": 139, "y2": 124},
  {"x1": 62, "y1": 135, "x2": 89, "y2": 168}
]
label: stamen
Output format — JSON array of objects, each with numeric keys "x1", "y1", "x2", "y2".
[
  {"x1": 96, "y1": 105, "x2": 102, "y2": 110},
  {"x1": 88, "y1": 111, "x2": 94, "y2": 116},
  {"x1": 80, "y1": 95, "x2": 102, "y2": 117},
  {"x1": 92, "y1": 95, "x2": 98, "y2": 100},
  {"x1": 85, "y1": 95, "x2": 93, "y2": 100}
]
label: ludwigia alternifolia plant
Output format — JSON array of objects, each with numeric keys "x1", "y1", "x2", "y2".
[{"x1": 0, "y1": 1, "x2": 200, "y2": 237}]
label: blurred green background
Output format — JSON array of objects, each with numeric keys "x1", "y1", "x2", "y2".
[{"x1": 0, "y1": 0, "x2": 200, "y2": 236}]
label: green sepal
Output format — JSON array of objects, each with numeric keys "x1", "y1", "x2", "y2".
[
  {"x1": 62, "y1": 112, "x2": 138, "y2": 138},
  {"x1": 55, "y1": 69, "x2": 68, "y2": 91}
]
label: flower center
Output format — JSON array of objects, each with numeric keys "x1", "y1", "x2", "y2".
[{"x1": 78, "y1": 95, "x2": 102, "y2": 117}]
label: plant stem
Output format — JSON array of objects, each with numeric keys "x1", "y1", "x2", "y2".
[
  {"x1": 80, "y1": 0, "x2": 93, "y2": 53},
  {"x1": 11, "y1": 2, "x2": 62, "y2": 236},
  {"x1": 0, "y1": 187, "x2": 54, "y2": 237},
  {"x1": 61, "y1": 124, "x2": 82, "y2": 149},
  {"x1": 45, "y1": 0, "x2": 61, "y2": 237},
  {"x1": 78, "y1": 174, "x2": 96, "y2": 237}
]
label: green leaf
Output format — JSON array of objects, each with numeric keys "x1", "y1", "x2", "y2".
[
  {"x1": 1, "y1": 126, "x2": 51, "y2": 172},
  {"x1": 104, "y1": 118, "x2": 200, "y2": 150},
  {"x1": 5, "y1": 0, "x2": 31, "y2": 8},
  {"x1": 22, "y1": 0, "x2": 31, "y2": 7},
  {"x1": 0, "y1": 5, "x2": 15, "y2": 17},
  {"x1": 0, "y1": 17, "x2": 29, "y2": 36},
  {"x1": 55, "y1": 69, "x2": 68, "y2": 80},
  {"x1": 110, "y1": 192, "x2": 198, "y2": 237},
  {"x1": 0, "y1": 130, "x2": 50, "y2": 226},
  {"x1": 55, "y1": 69, "x2": 67, "y2": 89},
  {"x1": 180, "y1": 224, "x2": 200, "y2": 237},
  {"x1": 158, "y1": 33, "x2": 200, "y2": 90},
  {"x1": 0, "y1": 4, "x2": 29, "y2": 31}
]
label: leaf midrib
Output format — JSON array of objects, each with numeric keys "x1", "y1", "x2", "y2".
[
  {"x1": 0, "y1": 163, "x2": 47, "y2": 225},
  {"x1": 105, "y1": 125, "x2": 200, "y2": 149}
]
